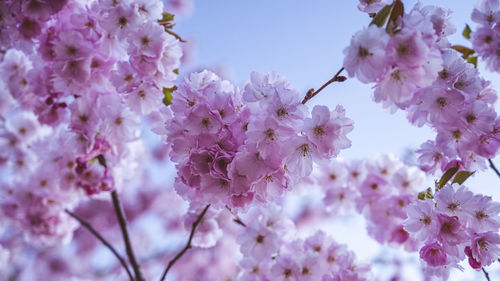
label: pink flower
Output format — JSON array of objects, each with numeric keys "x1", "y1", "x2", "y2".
[
  {"x1": 185, "y1": 207, "x2": 222, "y2": 248},
  {"x1": 99, "y1": 3, "x2": 140, "y2": 38},
  {"x1": 69, "y1": 92, "x2": 100, "y2": 135},
  {"x1": 99, "y1": 94, "x2": 140, "y2": 143},
  {"x1": 404, "y1": 200, "x2": 440, "y2": 241},
  {"x1": 437, "y1": 214, "x2": 468, "y2": 245},
  {"x1": 436, "y1": 184, "x2": 474, "y2": 218},
  {"x1": 269, "y1": 256, "x2": 300, "y2": 281},
  {"x1": 4, "y1": 111, "x2": 40, "y2": 145},
  {"x1": 357, "y1": 0, "x2": 392, "y2": 14},
  {"x1": 469, "y1": 232, "x2": 500, "y2": 267},
  {"x1": 237, "y1": 224, "x2": 279, "y2": 260},
  {"x1": 283, "y1": 136, "x2": 316, "y2": 178},
  {"x1": 471, "y1": 0, "x2": 500, "y2": 25},
  {"x1": 343, "y1": 25, "x2": 389, "y2": 83},
  {"x1": 388, "y1": 29, "x2": 429, "y2": 68},
  {"x1": 303, "y1": 105, "x2": 353, "y2": 158},
  {"x1": 238, "y1": 257, "x2": 270, "y2": 281},
  {"x1": 243, "y1": 71, "x2": 290, "y2": 103},
  {"x1": 420, "y1": 242, "x2": 447, "y2": 267},
  {"x1": 413, "y1": 87, "x2": 465, "y2": 126},
  {"x1": 126, "y1": 82, "x2": 164, "y2": 115},
  {"x1": 465, "y1": 194, "x2": 500, "y2": 232},
  {"x1": 391, "y1": 166, "x2": 425, "y2": 194},
  {"x1": 464, "y1": 246, "x2": 482, "y2": 269},
  {"x1": 246, "y1": 117, "x2": 294, "y2": 159},
  {"x1": 373, "y1": 66, "x2": 424, "y2": 106}
]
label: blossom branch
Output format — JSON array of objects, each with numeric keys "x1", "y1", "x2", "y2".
[
  {"x1": 225, "y1": 205, "x2": 247, "y2": 227},
  {"x1": 164, "y1": 28, "x2": 187, "y2": 43},
  {"x1": 111, "y1": 190, "x2": 145, "y2": 281},
  {"x1": 233, "y1": 217, "x2": 247, "y2": 227},
  {"x1": 482, "y1": 267, "x2": 491, "y2": 281},
  {"x1": 159, "y1": 204, "x2": 210, "y2": 281},
  {"x1": 302, "y1": 67, "x2": 346, "y2": 104},
  {"x1": 65, "y1": 209, "x2": 134, "y2": 281},
  {"x1": 488, "y1": 159, "x2": 500, "y2": 179}
]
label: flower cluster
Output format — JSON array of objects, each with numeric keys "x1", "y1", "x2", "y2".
[
  {"x1": 0, "y1": 0, "x2": 67, "y2": 47},
  {"x1": 0, "y1": 0, "x2": 181, "y2": 246},
  {"x1": 404, "y1": 183, "x2": 500, "y2": 279},
  {"x1": 471, "y1": 0, "x2": 500, "y2": 72},
  {"x1": 344, "y1": 2, "x2": 500, "y2": 173},
  {"x1": 316, "y1": 155, "x2": 425, "y2": 249},
  {"x1": 236, "y1": 206, "x2": 370, "y2": 281},
  {"x1": 166, "y1": 70, "x2": 354, "y2": 210}
]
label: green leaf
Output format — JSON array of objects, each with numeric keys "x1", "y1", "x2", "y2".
[
  {"x1": 462, "y1": 24, "x2": 471, "y2": 40},
  {"x1": 159, "y1": 12, "x2": 175, "y2": 23},
  {"x1": 452, "y1": 171, "x2": 475, "y2": 185},
  {"x1": 370, "y1": 4, "x2": 393, "y2": 27},
  {"x1": 418, "y1": 188, "x2": 434, "y2": 200},
  {"x1": 451, "y1": 45, "x2": 475, "y2": 59},
  {"x1": 162, "y1": 86, "x2": 177, "y2": 106},
  {"x1": 418, "y1": 192, "x2": 426, "y2": 200},
  {"x1": 436, "y1": 164, "x2": 459, "y2": 190},
  {"x1": 467, "y1": 56, "x2": 478, "y2": 68},
  {"x1": 386, "y1": 0, "x2": 404, "y2": 34}
]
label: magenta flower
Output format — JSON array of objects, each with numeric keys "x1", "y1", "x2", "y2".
[{"x1": 420, "y1": 242, "x2": 448, "y2": 267}]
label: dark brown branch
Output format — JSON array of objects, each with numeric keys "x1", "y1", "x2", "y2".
[
  {"x1": 482, "y1": 267, "x2": 491, "y2": 281},
  {"x1": 488, "y1": 159, "x2": 500, "y2": 179},
  {"x1": 65, "y1": 209, "x2": 134, "y2": 281},
  {"x1": 159, "y1": 204, "x2": 210, "y2": 281},
  {"x1": 225, "y1": 205, "x2": 247, "y2": 227},
  {"x1": 302, "y1": 67, "x2": 346, "y2": 104},
  {"x1": 111, "y1": 191, "x2": 145, "y2": 281},
  {"x1": 233, "y1": 217, "x2": 247, "y2": 227}
]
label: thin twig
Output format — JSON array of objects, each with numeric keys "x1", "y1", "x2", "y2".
[
  {"x1": 482, "y1": 267, "x2": 491, "y2": 281},
  {"x1": 488, "y1": 159, "x2": 500, "y2": 179},
  {"x1": 111, "y1": 190, "x2": 145, "y2": 281},
  {"x1": 65, "y1": 209, "x2": 134, "y2": 281},
  {"x1": 159, "y1": 204, "x2": 210, "y2": 281},
  {"x1": 159, "y1": 21, "x2": 186, "y2": 42},
  {"x1": 164, "y1": 28, "x2": 187, "y2": 42},
  {"x1": 233, "y1": 217, "x2": 247, "y2": 227},
  {"x1": 302, "y1": 67, "x2": 346, "y2": 104},
  {"x1": 225, "y1": 205, "x2": 247, "y2": 227}
]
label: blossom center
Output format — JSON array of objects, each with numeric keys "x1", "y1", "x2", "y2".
[
  {"x1": 313, "y1": 125, "x2": 325, "y2": 136},
  {"x1": 297, "y1": 144, "x2": 311, "y2": 157},
  {"x1": 256, "y1": 235, "x2": 264, "y2": 244},
  {"x1": 436, "y1": 97, "x2": 447, "y2": 107},
  {"x1": 264, "y1": 128, "x2": 275, "y2": 140},
  {"x1": 358, "y1": 46, "x2": 370, "y2": 58}
]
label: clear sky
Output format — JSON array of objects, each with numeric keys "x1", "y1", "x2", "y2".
[{"x1": 173, "y1": 1, "x2": 500, "y2": 280}]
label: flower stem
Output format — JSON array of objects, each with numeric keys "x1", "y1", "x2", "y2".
[
  {"x1": 65, "y1": 209, "x2": 134, "y2": 281},
  {"x1": 111, "y1": 190, "x2": 145, "y2": 281},
  {"x1": 159, "y1": 204, "x2": 210, "y2": 281},
  {"x1": 488, "y1": 159, "x2": 500, "y2": 179},
  {"x1": 302, "y1": 67, "x2": 346, "y2": 104}
]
